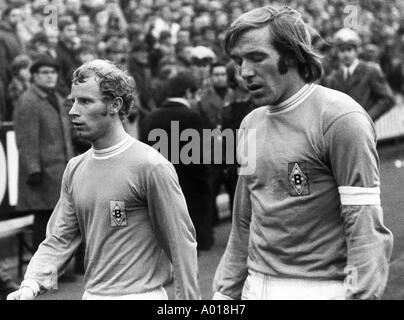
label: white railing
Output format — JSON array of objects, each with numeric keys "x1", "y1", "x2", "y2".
[{"x1": 376, "y1": 94, "x2": 404, "y2": 141}]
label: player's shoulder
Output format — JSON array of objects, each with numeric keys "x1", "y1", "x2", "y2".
[
  {"x1": 313, "y1": 84, "x2": 369, "y2": 116},
  {"x1": 239, "y1": 106, "x2": 268, "y2": 129},
  {"x1": 312, "y1": 85, "x2": 374, "y2": 134},
  {"x1": 127, "y1": 137, "x2": 172, "y2": 169},
  {"x1": 67, "y1": 148, "x2": 92, "y2": 169},
  {"x1": 127, "y1": 138, "x2": 177, "y2": 182},
  {"x1": 309, "y1": 85, "x2": 373, "y2": 133}
]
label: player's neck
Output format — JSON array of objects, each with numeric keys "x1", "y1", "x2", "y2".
[
  {"x1": 92, "y1": 123, "x2": 128, "y2": 150},
  {"x1": 277, "y1": 74, "x2": 306, "y2": 106}
]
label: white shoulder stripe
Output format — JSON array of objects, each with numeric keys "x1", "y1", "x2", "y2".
[{"x1": 338, "y1": 186, "x2": 381, "y2": 205}]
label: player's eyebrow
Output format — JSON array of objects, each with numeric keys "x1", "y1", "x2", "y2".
[{"x1": 71, "y1": 95, "x2": 96, "y2": 102}]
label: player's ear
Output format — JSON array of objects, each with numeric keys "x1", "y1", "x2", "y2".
[{"x1": 109, "y1": 97, "x2": 123, "y2": 115}]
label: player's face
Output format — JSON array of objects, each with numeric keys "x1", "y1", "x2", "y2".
[
  {"x1": 69, "y1": 77, "x2": 111, "y2": 144},
  {"x1": 230, "y1": 27, "x2": 291, "y2": 106}
]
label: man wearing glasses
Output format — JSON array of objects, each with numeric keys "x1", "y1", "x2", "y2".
[{"x1": 13, "y1": 56, "x2": 73, "y2": 252}]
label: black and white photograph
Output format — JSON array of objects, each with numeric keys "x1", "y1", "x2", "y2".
[{"x1": 0, "y1": 0, "x2": 403, "y2": 308}]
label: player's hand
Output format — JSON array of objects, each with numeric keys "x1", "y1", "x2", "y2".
[{"x1": 6, "y1": 287, "x2": 36, "y2": 300}]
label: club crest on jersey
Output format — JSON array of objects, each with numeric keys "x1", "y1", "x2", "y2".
[
  {"x1": 110, "y1": 201, "x2": 127, "y2": 227},
  {"x1": 288, "y1": 162, "x2": 310, "y2": 196}
]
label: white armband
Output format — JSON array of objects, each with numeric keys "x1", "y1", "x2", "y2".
[{"x1": 338, "y1": 186, "x2": 381, "y2": 206}]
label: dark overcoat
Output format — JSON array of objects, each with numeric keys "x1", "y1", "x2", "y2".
[
  {"x1": 326, "y1": 60, "x2": 395, "y2": 121},
  {"x1": 144, "y1": 99, "x2": 213, "y2": 249},
  {"x1": 13, "y1": 84, "x2": 73, "y2": 211}
]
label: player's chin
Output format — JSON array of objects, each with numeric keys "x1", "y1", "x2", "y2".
[
  {"x1": 251, "y1": 94, "x2": 272, "y2": 107},
  {"x1": 74, "y1": 128, "x2": 90, "y2": 139}
]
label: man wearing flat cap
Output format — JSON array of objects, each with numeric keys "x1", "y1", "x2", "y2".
[
  {"x1": 326, "y1": 28, "x2": 395, "y2": 122},
  {"x1": 13, "y1": 56, "x2": 73, "y2": 251},
  {"x1": 190, "y1": 45, "x2": 217, "y2": 88}
]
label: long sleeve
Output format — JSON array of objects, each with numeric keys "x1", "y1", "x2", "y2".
[
  {"x1": 325, "y1": 111, "x2": 393, "y2": 299},
  {"x1": 146, "y1": 163, "x2": 200, "y2": 300},
  {"x1": 14, "y1": 98, "x2": 41, "y2": 174},
  {"x1": 367, "y1": 65, "x2": 395, "y2": 121},
  {"x1": 23, "y1": 163, "x2": 82, "y2": 294},
  {"x1": 212, "y1": 174, "x2": 251, "y2": 300}
]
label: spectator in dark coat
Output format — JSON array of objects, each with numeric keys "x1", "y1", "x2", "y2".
[
  {"x1": 0, "y1": 6, "x2": 23, "y2": 121},
  {"x1": 221, "y1": 65, "x2": 259, "y2": 214},
  {"x1": 13, "y1": 57, "x2": 73, "y2": 250},
  {"x1": 387, "y1": 60, "x2": 404, "y2": 94},
  {"x1": 7, "y1": 54, "x2": 32, "y2": 120},
  {"x1": 197, "y1": 62, "x2": 237, "y2": 225},
  {"x1": 127, "y1": 42, "x2": 157, "y2": 141},
  {"x1": 55, "y1": 16, "x2": 81, "y2": 97},
  {"x1": 326, "y1": 28, "x2": 395, "y2": 122},
  {"x1": 145, "y1": 71, "x2": 213, "y2": 251},
  {"x1": 27, "y1": 31, "x2": 54, "y2": 61}
]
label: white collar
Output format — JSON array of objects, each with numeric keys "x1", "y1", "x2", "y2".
[
  {"x1": 343, "y1": 59, "x2": 360, "y2": 75},
  {"x1": 92, "y1": 134, "x2": 134, "y2": 160},
  {"x1": 167, "y1": 98, "x2": 192, "y2": 109},
  {"x1": 267, "y1": 83, "x2": 317, "y2": 114}
]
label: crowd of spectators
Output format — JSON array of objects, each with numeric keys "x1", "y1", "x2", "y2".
[
  {"x1": 1, "y1": 0, "x2": 404, "y2": 122},
  {"x1": 1, "y1": 0, "x2": 404, "y2": 293}
]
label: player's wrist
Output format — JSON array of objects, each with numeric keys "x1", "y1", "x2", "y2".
[
  {"x1": 212, "y1": 291, "x2": 234, "y2": 300},
  {"x1": 20, "y1": 279, "x2": 40, "y2": 297}
]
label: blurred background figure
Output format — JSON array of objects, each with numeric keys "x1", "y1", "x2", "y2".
[
  {"x1": 361, "y1": 43, "x2": 381, "y2": 63},
  {"x1": 0, "y1": 4, "x2": 23, "y2": 121},
  {"x1": 7, "y1": 54, "x2": 32, "y2": 120},
  {"x1": 190, "y1": 45, "x2": 216, "y2": 88},
  {"x1": 77, "y1": 45, "x2": 97, "y2": 64},
  {"x1": 127, "y1": 42, "x2": 156, "y2": 141},
  {"x1": 13, "y1": 57, "x2": 73, "y2": 251},
  {"x1": 55, "y1": 15, "x2": 80, "y2": 97},
  {"x1": 0, "y1": 264, "x2": 18, "y2": 300},
  {"x1": 104, "y1": 35, "x2": 128, "y2": 66},
  {"x1": 151, "y1": 61, "x2": 182, "y2": 107},
  {"x1": 220, "y1": 61, "x2": 259, "y2": 218},
  {"x1": 326, "y1": 28, "x2": 395, "y2": 122},
  {"x1": 145, "y1": 71, "x2": 213, "y2": 251},
  {"x1": 197, "y1": 62, "x2": 237, "y2": 225},
  {"x1": 28, "y1": 31, "x2": 53, "y2": 60}
]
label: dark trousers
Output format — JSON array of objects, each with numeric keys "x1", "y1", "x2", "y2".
[
  {"x1": 0, "y1": 265, "x2": 18, "y2": 300},
  {"x1": 74, "y1": 243, "x2": 85, "y2": 274},
  {"x1": 33, "y1": 210, "x2": 85, "y2": 274},
  {"x1": 33, "y1": 210, "x2": 53, "y2": 251},
  {"x1": 208, "y1": 165, "x2": 238, "y2": 225},
  {"x1": 184, "y1": 191, "x2": 214, "y2": 251}
]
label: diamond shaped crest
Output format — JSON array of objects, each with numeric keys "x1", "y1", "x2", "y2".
[{"x1": 289, "y1": 163, "x2": 307, "y2": 195}]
